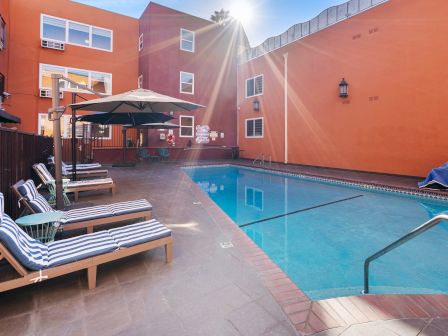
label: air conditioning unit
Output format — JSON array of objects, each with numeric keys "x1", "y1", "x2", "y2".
[
  {"x1": 41, "y1": 39, "x2": 65, "y2": 51},
  {"x1": 40, "y1": 89, "x2": 64, "y2": 99}
]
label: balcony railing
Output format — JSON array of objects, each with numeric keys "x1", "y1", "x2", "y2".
[{"x1": 239, "y1": 0, "x2": 389, "y2": 63}]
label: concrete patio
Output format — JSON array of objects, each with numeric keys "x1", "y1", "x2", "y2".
[{"x1": 0, "y1": 161, "x2": 447, "y2": 336}]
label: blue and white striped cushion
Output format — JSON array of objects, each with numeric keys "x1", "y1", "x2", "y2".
[
  {"x1": 0, "y1": 193, "x2": 4, "y2": 222},
  {"x1": 29, "y1": 194, "x2": 54, "y2": 213},
  {"x1": 0, "y1": 214, "x2": 49, "y2": 270},
  {"x1": 108, "y1": 219, "x2": 171, "y2": 248},
  {"x1": 47, "y1": 231, "x2": 117, "y2": 267},
  {"x1": 17, "y1": 179, "x2": 39, "y2": 201},
  {"x1": 34, "y1": 163, "x2": 54, "y2": 183},
  {"x1": 61, "y1": 205, "x2": 113, "y2": 224},
  {"x1": 67, "y1": 178, "x2": 113, "y2": 188},
  {"x1": 108, "y1": 199, "x2": 152, "y2": 216}
]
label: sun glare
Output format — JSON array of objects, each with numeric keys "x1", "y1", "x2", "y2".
[{"x1": 230, "y1": 2, "x2": 254, "y2": 26}]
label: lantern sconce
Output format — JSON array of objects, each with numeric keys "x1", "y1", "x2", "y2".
[
  {"x1": 339, "y1": 78, "x2": 348, "y2": 98},
  {"x1": 253, "y1": 98, "x2": 260, "y2": 112}
]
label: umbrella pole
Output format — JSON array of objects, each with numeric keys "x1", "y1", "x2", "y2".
[
  {"x1": 51, "y1": 74, "x2": 64, "y2": 210},
  {"x1": 71, "y1": 93, "x2": 77, "y2": 181},
  {"x1": 122, "y1": 127, "x2": 126, "y2": 163}
]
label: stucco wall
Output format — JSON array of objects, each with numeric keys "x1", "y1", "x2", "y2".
[{"x1": 238, "y1": 0, "x2": 448, "y2": 177}]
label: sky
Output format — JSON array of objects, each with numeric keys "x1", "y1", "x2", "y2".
[{"x1": 72, "y1": 0, "x2": 346, "y2": 46}]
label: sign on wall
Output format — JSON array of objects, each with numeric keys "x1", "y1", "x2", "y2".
[{"x1": 196, "y1": 125, "x2": 210, "y2": 144}]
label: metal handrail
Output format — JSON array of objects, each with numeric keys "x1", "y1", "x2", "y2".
[
  {"x1": 253, "y1": 153, "x2": 265, "y2": 165},
  {"x1": 363, "y1": 213, "x2": 448, "y2": 294}
]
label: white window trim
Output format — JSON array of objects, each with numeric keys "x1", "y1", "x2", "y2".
[
  {"x1": 245, "y1": 186, "x2": 264, "y2": 211},
  {"x1": 245, "y1": 117, "x2": 264, "y2": 139},
  {"x1": 39, "y1": 63, "x2": 113, "y2": 95},
  {"x1": 180, "y1": 28, "x2": 195, "y2": 52},
  {"x1": 40, "y1": 13, "x2": 113, "y2": 52},
  {"x1": 139, "y1": 33, "x2": 143, "y2": 51},
  {"x1": 179, "y1": 71, "x2": 194, "y2": 95},
  {"x1": 38, "y1": 113, "x2": 112, "y2": 139},
  {"x1": 179, "y1": 115, "x2": 194, "y2": 138},
  {"x1": 245, "y1": 74, "x2": 264, "y2": 99},
  {"x1": 138, "y1": 74, "x2": 143, "y2": 89}
]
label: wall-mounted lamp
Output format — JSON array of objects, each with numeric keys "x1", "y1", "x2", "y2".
[
  {"x1": 339, "y1": 78, "x2": 348, "y2": 98},
  {"x1": 169, "y1": 111, "x2": 174, "y2": 116},
  {"x1": 253, "y1": 98, "x2": 260, "y2": 112}
]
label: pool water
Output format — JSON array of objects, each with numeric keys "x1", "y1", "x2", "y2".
[{"x1": 184, "y1": 165, "x2": 448, "y2": 300}]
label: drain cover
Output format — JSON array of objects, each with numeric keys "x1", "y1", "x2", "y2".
[{"x1": 220, "y1": 242, "x2": 234, "y2": 249}]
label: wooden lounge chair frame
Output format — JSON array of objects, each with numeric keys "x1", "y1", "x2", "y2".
[
  {"x1": 0, "y1": 236, "x2": 173, "y2": 293},
  {"x1": 33, "y1": 164, "x2": 115, "y2": 201},
  {"x1": 63, "y1": 169, "x2": 109, "y2": 179},
  {"x1": 65, "y1": 181, "x2": 116, "y2": 201},
  {"x1": 12, "y1": 180, "x2": 151, "y2": 233}
]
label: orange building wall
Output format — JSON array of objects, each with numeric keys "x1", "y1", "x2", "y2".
[
  {"x1": 238, "y1": 0, "x2": 448, "y2": 177},
  {"x1": 0, "y1": 0, "x2": 10, "y2": 89},
  {"x1": 4, "y1": 0, "x2": 139, "y2": 145}
]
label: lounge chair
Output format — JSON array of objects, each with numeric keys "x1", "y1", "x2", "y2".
[
  {"x1": 48, "y1": 155, "x2": 103, "y2": 170},
  {"x1": 47, "y1": 156, "x2": 109, "y2": 179},
  {"x1": 33, "y1": 163, "x2": 115, "y2": 202},
  {"x1": 12, "y1": 179, "x2": 152, "y2": 233},
  {"x1": 0, "y1": 192, "x2": 172, "y2": 293}
]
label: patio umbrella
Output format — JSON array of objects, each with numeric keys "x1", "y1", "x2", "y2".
[
  {"x1": 70, "y1": 88, "x2": 204, "y2": 113},
  {"x1": 77, "y1": 113, "x2": 175, "y2": 167},
  {"x1": 127, "y1": 122, "x2": 180, "y2": 129},
  {"x1": 0, "y1": 108, "x2": 21, "y2": 123},
  {"x1": 77, "y1": 112, "x2": 173, "y2": 125},
  {"x1": 70, "y1": 88, "x2": 203, "y2": 168}
]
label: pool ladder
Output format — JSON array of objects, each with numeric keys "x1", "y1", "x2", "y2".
[
  {"x1": 253, "y1": 153, "x2": 272, "y2": 167},
  {"x1": 363, "y1": 213, "x2": 448, "y2": 294}
]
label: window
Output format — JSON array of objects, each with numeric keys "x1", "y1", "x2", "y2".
[
  {"x1": 246, "y1": 75, "x2": 263, "y2": 98},
  {"x1": 40, "y1": 64, "x2": 112, "y2": 94},
  {"x1": 179, "y1": 115, "x2": 194, "y2": 138},
  {"x1": 139, "y1": 33, "x2": 143, "y2": 51},
  {"x1": 41, "y1": 14, "x2": 112, "y2": 51},
  {"x1": 0, "y1": 16, "x2": 5, "y2": 50},
  {"x1": 91, "y1": 72, "x2": 112, "y2": 94},
  {"x1": 245, "y1": 118, "x2": 263, "y2": 138},
  {"x1": 180, "y1": 28, "x2": 195, "y2": 52},
  {"x1": 0, "y1": 73, "x2": 5, "y2": 95},
  {"x1": 68, "y1": 22, "x2": 89, "y2": 46},
  {"x1": 137, "y1": 74, "x2": 143, "y2": 89},
  {"x1": 180, "y1": 71, "x2": 194, "y2": 94},
  {"x1": 245, "y1": 187, "x2": 263, "y2": 210},
  {"x1": 38, "y1": 113, "x2": 111, "y2": 139}
]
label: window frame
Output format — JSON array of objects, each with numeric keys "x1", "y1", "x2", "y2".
[
  {"x1": 180, "y1": 28, "x2": 195, "y2": 53},
  {"x1": 0, "y1": 16, "x2": 6, "y2": 51},
  {"x1": 179, "y1": 71, "x2": 194, "y2": 95},
  {"x1": 179, "y1": 115, "x2": 194, "y2": 138},
  {"x1": 245, "y1": 117, "x2": 264, "y2": 139},
  {"x1": 39, "y1": 63, "x2": 113, "y2": 95},
  {"x1": 38, "y1": 113, "x2": 112, "y2": 139},
  {"x1": 138, "y1": 33, "x2": 143, "y2": 51},
  {"x1": 245, "y1": 74, "x2": 264, "y2": 98},
  {"x1": 40, "y1": 14, "x2": 113, "y2": 52},
  {"x1": 245, "y1": 186, "x2": 264, "y2": 211}
]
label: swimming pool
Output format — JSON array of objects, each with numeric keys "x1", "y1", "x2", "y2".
[{"x1": 184, "y1": 165, "x2": 448, "y2": 300}]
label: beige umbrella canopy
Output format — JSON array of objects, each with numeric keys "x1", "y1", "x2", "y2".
[{"x1": 70, "y1": 89, "x2": 204, "y2": 113}]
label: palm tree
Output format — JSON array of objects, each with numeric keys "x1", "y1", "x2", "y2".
[{"x1": 210, "y1": 8, "x2": 230, "y2": 25}]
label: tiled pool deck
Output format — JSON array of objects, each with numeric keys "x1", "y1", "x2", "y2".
[{"x1": 1, "y1": 160, "x2": 447, "y2": 335}]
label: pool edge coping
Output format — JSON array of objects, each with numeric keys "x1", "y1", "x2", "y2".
[{"x1": 181, "y1": 163, "x2": 448, "y2": 335}]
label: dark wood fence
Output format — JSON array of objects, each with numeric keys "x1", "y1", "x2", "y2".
[{"x1": 0, "y1": 127, "x2": 53, "y2": 219}]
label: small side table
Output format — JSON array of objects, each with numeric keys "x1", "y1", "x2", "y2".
[{"x1": 16, "y1": 211, "x2": 64, "y2": 243}]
